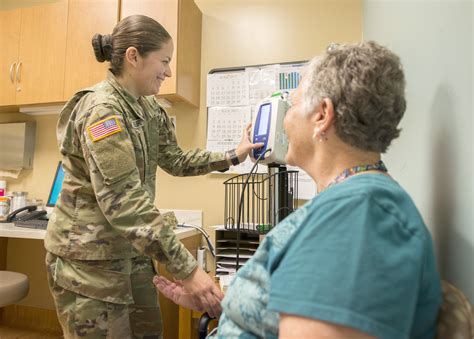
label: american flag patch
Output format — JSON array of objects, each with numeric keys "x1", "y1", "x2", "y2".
[{"x1": 87, "y1": 117, "x2": 122, "y2": 142}]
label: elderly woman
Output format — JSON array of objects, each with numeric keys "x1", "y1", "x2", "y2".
[{"x1": 155, "y1": 41, "x2": 442, "y2": 338}]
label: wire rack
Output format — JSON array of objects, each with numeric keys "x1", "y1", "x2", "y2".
[{"x1": 223, "y1": 167, "x2": 298, "y2": 234}]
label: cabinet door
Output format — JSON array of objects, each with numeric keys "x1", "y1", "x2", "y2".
[
  {"x1": 16, "y1": 0, "x2": 68, "y2": 105},
  {"x1": 63, "y1": 0, "x2": 119, "y2": 100},
  {"x1": 121, "y1": 0, "x2": 179, "y2": 96},
  {"x1": 0, "y1": 9, "x2": 21, "y2": 106}
]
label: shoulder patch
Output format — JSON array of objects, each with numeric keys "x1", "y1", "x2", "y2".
[{"x1": 87, "y1": 116, "x2": 122, "y2": 142}]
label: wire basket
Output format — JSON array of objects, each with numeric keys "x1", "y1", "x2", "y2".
[{"x1": 223, "y1": 167, "x2": 298, "y2": 234}]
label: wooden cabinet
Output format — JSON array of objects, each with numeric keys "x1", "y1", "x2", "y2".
[
  {"x1": 0, "y1": 1, "x2": 68, "y2": 106},
  {"x1": 0, "y1": 9, "x2": 21, "y2": 107},
  {"x1": 63, "y1": 0, "x2": 119, "y2": 100},
  {"x1": 0, "y1": 0, "x2": 200, "y2": 108},
  {"x1": 121, "y1": 0, "x2": 202, "y2": 107},
  {"x1": 0, "y1": 2, "x2": 68, "y2": 106}
]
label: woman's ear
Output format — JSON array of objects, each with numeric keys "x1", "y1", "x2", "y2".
[
  {"x1": 124, "y1": 47, "x2": 139, "y2": 67},
  {"x1": 318, "y1": 98, "x2": 335, "y2": 132}
]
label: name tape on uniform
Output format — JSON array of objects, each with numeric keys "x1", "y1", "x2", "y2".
[{"x1": 87, "y1": 116, "x2": 122, "y2": 142}]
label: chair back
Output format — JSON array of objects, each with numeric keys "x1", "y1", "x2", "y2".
[{"x1": 436, "y1": 280, "x2": 474, "y2": 339}]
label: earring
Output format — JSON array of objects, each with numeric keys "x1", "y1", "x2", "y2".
[
  {"x1": 318, "y1": 131, "x2": 328, "y2": 142},
  {"x1": 313, "y1": 128, "x2": 327, "y2": 142}
]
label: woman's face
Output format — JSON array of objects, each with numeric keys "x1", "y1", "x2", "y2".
[
  {"x1": 283, "y1": 85, "x2": 315, "y2": 168},
  {"x1": 135, "y1": 39, "x2": 173, "y2": 96}
]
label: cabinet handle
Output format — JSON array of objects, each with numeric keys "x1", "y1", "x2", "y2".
[
  {"x1": 16, "y1": 61, "x2": 22, "y2": 83},
  {"x1": 9, "y1": 62, "x2": 16, "y2": 83}
]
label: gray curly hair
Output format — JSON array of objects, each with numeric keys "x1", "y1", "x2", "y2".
[{"x1": 300, "y1": 41, "x2": 406, "y2": 153}]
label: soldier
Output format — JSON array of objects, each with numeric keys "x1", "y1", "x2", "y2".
[{"x1": 44, "y1": 14, "x2": 262, "y2": 338}]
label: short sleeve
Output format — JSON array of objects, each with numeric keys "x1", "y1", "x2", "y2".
[{"x1": 268, "y1": 194, "x2": 425, "y2": 339}]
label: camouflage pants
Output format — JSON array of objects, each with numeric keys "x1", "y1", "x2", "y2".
[{"x1": 46, "y1": 252, "x2": 163, "y2": 339}]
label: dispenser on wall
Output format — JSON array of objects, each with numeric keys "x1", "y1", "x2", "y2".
[{"x1": 0, "y1": 121, "x2": 36, "y2": 170}]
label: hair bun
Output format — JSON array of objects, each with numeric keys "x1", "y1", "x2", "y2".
[{"x1": 92, "y1": 33, "x2": 112, "y2": 62}]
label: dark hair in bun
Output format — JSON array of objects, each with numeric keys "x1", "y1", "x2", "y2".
[
  {"x1": 91, "y1": 15, "x2": 171, "y2": 76},
  {"x1": 92, "y1": 34, "x2": 112, "y2": 62}
]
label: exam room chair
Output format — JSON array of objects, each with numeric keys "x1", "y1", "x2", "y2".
[
  {"x1": 436, "y1": 280, "x2": 474, "y2": 339},
  {"x1": 198, "y1": 313, "x2": 216, "y2": 339},
  {"x1": 198, "y1": 280, "x2": 474, "y2": 339},
  {"x1": 0, "y1": 271, "x2": 29, "y2": 307}
]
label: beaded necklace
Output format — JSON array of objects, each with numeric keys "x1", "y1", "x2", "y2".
[{"x1": 324, "y1": 160, "x2": 388, "y2": 191}]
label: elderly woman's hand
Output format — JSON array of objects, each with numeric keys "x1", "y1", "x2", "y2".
[
  {"x1": 153, "y1": 275, "x2": 202, "y2": 311},
  {"x1": 235, "y1": 123, "x2": 265, "y2": 163},
  {"x1": 170, "y1": 266, "x2": 224, "y2": 318}
]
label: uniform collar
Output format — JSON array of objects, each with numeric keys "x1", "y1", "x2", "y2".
[
  {"x1": 106, "y1": 71, "x2": 145, "y2": 119},
  {"x1": 106, "y1": 71, "x2": 139, "y2": 103}
]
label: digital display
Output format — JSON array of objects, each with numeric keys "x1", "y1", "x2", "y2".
[
  {"x1": 257, "y1": 104, "x2": 271, "y2": 136},
  {"x1": 47, "y1": 163, "x2": 65, "y2": 206}
]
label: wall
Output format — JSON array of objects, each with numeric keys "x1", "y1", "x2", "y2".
[
  {"x1": 1, "y1": 0, "x2": 362, "y2": 309},
  {"x1": 363, "y1": 0, "x2": 474, "y2": 302}
]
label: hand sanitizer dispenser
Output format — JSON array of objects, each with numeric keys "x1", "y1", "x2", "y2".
[{"x1": 0, "y1": 121, "x2": 36, "y2": 170}]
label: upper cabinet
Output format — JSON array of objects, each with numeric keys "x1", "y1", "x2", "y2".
[
  {"x1": 121, "y1": 0, "x2": 202, "y2": 107},
  {"x1": 0, "y1": 0, "x2": 201, "y2": 108},
  {"x1": 63, "y1": 0, "x2": 119, "y2": 100},
  {"x1": 0, "y1": 8, "x2": 21, "y2": 107},
  {"x1": 0, "y1": 1, "x2": 68, "y2": 106}
]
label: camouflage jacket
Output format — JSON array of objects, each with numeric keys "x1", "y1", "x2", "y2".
[{"x1": 44, "y1": 72, "x2": 229, "y2": 280}]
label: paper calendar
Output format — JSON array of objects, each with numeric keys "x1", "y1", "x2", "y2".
[{"x1": 207, "y1": 72, "x2": 250, "y2": 107}]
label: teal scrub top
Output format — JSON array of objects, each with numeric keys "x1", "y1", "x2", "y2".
[{"x1": 216, "y1": 174, "x2": 442, "y2": 339}]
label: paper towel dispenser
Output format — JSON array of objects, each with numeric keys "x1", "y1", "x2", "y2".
[{"x1": 0, "y1": 122, "x2": 36, "y2": 170}]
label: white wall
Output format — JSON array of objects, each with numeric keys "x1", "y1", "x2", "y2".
[{"x1": 363, "y1": 0, "x2": 473, "y2": 302}]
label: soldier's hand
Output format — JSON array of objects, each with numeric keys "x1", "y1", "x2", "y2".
[
  {"x1": 235, "y1": 123, "x2": 265, "y2": 163},
  {"x1": 181, "y1": 266, "x2": 224, "y2": 318}
]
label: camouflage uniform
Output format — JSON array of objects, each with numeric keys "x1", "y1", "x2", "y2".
[{"x1": 44, "y1": 71, "x2": 229, "y2": 338}]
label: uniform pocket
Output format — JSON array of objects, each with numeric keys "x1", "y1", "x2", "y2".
[
  {"x1": 54, "y1": 257, "x2": 135, "y2": 305},
  {"x1": 84, "y1": 115, "x2": 136, "y2": 185},
  {"x1": 146, "y1": 115, "x2": 160, "y2": 179},
  {"x1": 129, "y1": 119, "x2": 148, "y2": 182}
]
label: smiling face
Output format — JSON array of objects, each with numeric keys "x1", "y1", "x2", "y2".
[{"x1": 135, "y1": 39, "x2": 173, "y2": 96}]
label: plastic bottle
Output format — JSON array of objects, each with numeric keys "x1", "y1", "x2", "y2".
[
  {"x1": 0, "y1": 180, "x2": 6, "y2": 197},
  {"x1": 0, "y1": 197, "x2": 10, "y2": 221}
]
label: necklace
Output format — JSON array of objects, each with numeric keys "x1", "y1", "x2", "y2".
[{"x1": 324, "y1": 160, "x2": 388, "y2": 191}]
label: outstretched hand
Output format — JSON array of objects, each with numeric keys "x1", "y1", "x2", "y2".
[
  {"x1": 235, "y1": 123, "x2": 265, "y2": 163},
  {"x1": 153, "y1": 276, "x2": 201, "y2": 311}
]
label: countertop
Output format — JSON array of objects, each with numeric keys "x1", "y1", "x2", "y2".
[
  {"x1": 0, "y1": 209, "x2": 202, "y2": 240},
  {"x1": 0, "y1": 222, "x2": 199, "y2": 240}
]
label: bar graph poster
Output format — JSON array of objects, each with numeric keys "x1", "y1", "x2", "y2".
[{"x1": 278, "y1": 63, "x2": 305, "y2": 91}]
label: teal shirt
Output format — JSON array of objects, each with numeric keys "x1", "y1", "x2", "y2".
[{"x1": 216, "y1": 174, "x2": 442, "y2": 338}]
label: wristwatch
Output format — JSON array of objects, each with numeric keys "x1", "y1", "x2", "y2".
[{"x1": 227, "y1": 148, "x2": 240, "y2": 166}]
